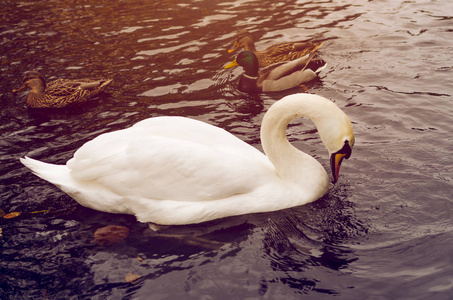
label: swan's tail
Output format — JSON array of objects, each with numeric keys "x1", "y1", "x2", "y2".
[
  {"x1": 20, "y1": 156, "x2": 72, "y2": 189},
  {"x1": 20, "y1": 156, "x2": 120, "y2": 213}
]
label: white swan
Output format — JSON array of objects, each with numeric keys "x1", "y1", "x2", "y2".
[{"x1": 20, "y1": 94, "x2": 354, "y2": 225}]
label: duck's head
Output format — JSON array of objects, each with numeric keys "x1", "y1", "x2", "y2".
[
  {"x1": 228, "y1": 29, "x2": 255, "y2": 53},
  {"x1": 224, "y1": 51, "x2": 259, "y2": 76},
  {"x1": 12, "y1": 71, "x2": 46, "y2": 94}
]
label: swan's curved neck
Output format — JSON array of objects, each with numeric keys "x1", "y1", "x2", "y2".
[{"x1": 260, "y1": 95, "x2": 337, "y2": 189}]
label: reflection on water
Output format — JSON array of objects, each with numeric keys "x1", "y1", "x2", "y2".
[{"x1": 1, "y1": 0, "x2": 453, "y2": 298}]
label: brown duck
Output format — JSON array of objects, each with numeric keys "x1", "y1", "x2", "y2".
[
  {"x1": 228, "y1": 29, "x2": 323, "y2": 67},
  {"x1": 13, "y1": 71, "x2": 113, "y2": 108}
]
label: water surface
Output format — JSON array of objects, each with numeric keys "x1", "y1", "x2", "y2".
[{"x1": 1, "y1": 0, "x2": 452, "y2": 299}]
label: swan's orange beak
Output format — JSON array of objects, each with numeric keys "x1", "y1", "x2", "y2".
[
  {"x1": 330, "y1": 140, "x2": 352, "y2": 184},
  {"x1": 330, "y1": 152, "x2": 347, "y2": 184},
  {"x1": 228, "y1": 41, "x2": 239, "y2": 53}
]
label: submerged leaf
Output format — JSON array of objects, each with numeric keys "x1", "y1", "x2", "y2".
[
  {"x1": 0, "y1": 209, "x2": 4, "y2": 217},
  {"x1": 3, "y1": 212, "x2": 21, "y2": 219},
  {"x1": 91, "y1": 225, "x2": 130, "y2": 246},
  {"x1": 125, "y1": 272, "x2": 140, "y2": 283}
]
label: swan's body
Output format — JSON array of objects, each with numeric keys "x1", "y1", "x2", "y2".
[{"x1": 21, "y1": 94, "x2": 354, "y2": 225}]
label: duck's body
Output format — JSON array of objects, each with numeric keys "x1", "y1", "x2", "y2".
[
  {"x1": 21, "y1": 94, "x2": 354, "y2": 225},
  {"x1": 228, "y1": 29, "x2": 323, "y2": 67},
  {"x1": 13, "y1": 71, "x2": 112, "y2": 108},
  {"x1": 224, "y1": 51, "x2": 326, "y2": 93}
]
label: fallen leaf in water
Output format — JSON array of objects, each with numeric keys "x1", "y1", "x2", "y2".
[
  {"x1": 125, "y1": 272, "x2": 140, "y2": 283},
  {"x1": 91, "y1": 225, "x2": 130, "y2": 246},
  {"x1": 0, "y1": 209, "x2": 5, "y2": 218},
  {"x1": 0, "y1": 228, "x2": 3, "y2": 237},
  {"x1": 3, "y1": 212, "x2": 21, "y2": 219},
  {"x1": 31, "y1": 210, "x2": 50, "y2": 215}
]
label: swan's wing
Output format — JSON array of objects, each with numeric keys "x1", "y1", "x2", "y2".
[
  {"x1": 132, "y1": 116, "x2": 258, "y2": 154},
  {"x1": 67, "y1": 117, "x2": 275, "y2": 201}
]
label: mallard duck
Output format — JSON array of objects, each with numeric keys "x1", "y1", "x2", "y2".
[
  {"x1": 224, "y1": 51, "x2": 326, "y2": 93},
  {"x1": 228, "y1": 29, "x2": 323, "y2": 67},
  {"x1": 20, "y1": 93, "x2": 354, "y2": 226},
  {"x1": 12, "y1": 71, "x2": 113, "y2": 108}
]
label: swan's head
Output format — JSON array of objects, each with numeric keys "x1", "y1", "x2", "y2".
[{"x1": 316, "y1": 101, "x2": 355, "y2": 184}]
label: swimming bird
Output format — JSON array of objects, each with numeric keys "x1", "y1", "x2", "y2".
[
  {"x1": 12, "y1": 71, "x2": 112, "y2": 108},
  {"x1": 228, "y1": 29, "x2": 323, "y2": 67},
  {"x1": 224, "y1": 51, "x2": 326, "y2": 93},
  {"x1": 20, "y1": 93, "x2": 354, "y2": 226}
]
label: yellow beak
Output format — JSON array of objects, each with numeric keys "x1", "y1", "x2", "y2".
[{"x1": 224, "y1": 59, "x2": 238, "y2": 69}]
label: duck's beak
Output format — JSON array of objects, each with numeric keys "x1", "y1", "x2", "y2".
[
  {"x1": 330, "y1": 152, "x2": 347, "y2": 184},
  {"x1": 12, "y1": 84, "x2": 26, "y2": 93},
  {"x1": 224, "y1": 59, "x2": 238, "y2": 69},
  {"x1": 228, "y1": 41, "x2": 239, "y2": 53}
]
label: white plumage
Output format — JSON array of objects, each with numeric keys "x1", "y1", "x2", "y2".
[{"x1": 21, "y1": 94, "x2": 354, "y2": 225}]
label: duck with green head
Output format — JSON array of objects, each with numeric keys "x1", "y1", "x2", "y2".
[{"x1": 224, "y1": 51, "x2": 326, "y2": 93}]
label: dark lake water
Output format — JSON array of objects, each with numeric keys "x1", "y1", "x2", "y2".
[{"x1": 1, "y1": 0, "x2": 453, "y2": 298}]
